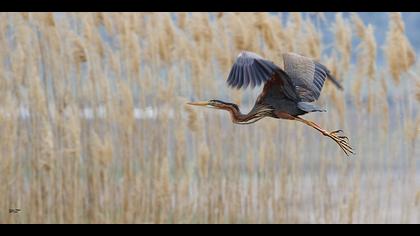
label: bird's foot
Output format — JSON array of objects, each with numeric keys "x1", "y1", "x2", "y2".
[{"x1": 326, "y1": 130, "x2": 355, "y2": 156}]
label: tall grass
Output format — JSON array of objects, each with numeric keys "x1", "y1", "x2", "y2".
[{"x1": 0, "y1": 12, "x2": 418, "y2": 223}]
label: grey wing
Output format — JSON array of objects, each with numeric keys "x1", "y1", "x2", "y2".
[
  {"x1": 227, "y1": 51, "x2": 282, "y2": 90},
  {"x1": 282, "y1": 52, "x2": 343, "y2": 102}
]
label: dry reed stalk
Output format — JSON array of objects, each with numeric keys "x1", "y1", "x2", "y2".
[
  {"x1": 157, "y1": 13, "x2": 176, "y2": 64},
  {"x1": 125, "y1": 31, "x2": 141, "y2": 80},
  {"x1": 72, "y1": 35, "x2": 88, "y2": 63},
  {"x1": 355, "y1": 23, "x2": 377, "y2": 81},
  {"x1": 304, "y1": 19, "x2": 322, "y2": 59},
  {"x1": 228, "y1": 13, "x2": 252, "y2": 52},
  {"x1": 271, "y1": 14, "x2": 293, "y2": 55},
  {"x1": 380, "y1": 72, "x2": 390, "y2": 133},
  {"x1": 289, "y1": 12, "x2": 302, "y2": 38},
  {"x1": 185, "y1": 104, "x2": 199, "y2": 132},
  {"x1": 322, "y1": 52, "x2": 345, "y2": 114},
  {"x1": 365, "y1": 25, "x2": 377, "y2": 80},
  {"x1": 384, "y1": 12, "x2": 416, "y2": 84},
  {"x1": 189, "y1": 13, "x2": 213, "y2": 44},
  {"x1": 0, "y1": 97, "x2": 19, "y2": 223},
  {"x1": 214, "y1": 19, "x2": 233, "y2": 73},
  {"x1": 342, "y1": 14, "x2": 375, "y2": 113},
  {"x1": 254, "y1": 13, "x2": 276, "y2": 50},
  {"x1": 178, "y1": 12, "x2": 188, "y2": 30},
  {"x1": 101, "y1": 13, "x2": 115, "y2": 36},
  {"x1": 352, "y1": 76, "x2": 363, "y2": 110},
  {"x1": 333, "y1": 13, "x2": 352, "y2": 74},
  {"x1": 350, "y1": 13, "x2": 366, "y2": 39}
]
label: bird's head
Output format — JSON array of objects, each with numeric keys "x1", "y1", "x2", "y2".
[{"x1": 187, "y1": 99, "x2": 239, "y2": 111}]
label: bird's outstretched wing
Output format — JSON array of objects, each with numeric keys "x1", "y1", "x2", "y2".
[
  {"x1": 226, "y1": 51, "x2": 282, "y2": 90},
  {"x1": 282, "y1": 52, "x2": 343, "y2": 102}
]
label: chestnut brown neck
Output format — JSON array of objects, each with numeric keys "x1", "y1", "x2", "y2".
[{"x1": 216, "y1": 102, "x2": 273, "y2": 125}]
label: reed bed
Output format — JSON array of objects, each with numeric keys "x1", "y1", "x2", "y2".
[{"x1": 0, "y1": 12, "x2": 418, "y2": 224}]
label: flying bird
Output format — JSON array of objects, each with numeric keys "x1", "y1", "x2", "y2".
[{"x1": 188, "y1": 51, "x2": 354, "y2": 156}]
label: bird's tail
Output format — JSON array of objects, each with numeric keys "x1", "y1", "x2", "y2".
[
  {"x1": 298, "y1": 102, "x2": 326, "y2": 113},
  {"x1": 326, "y1": 72, "x2": 343, "y2": 90}
]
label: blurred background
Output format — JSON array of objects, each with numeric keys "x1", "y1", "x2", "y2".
[{"x1": 0, "y1": 12, "x2": 418, "y2": 223}]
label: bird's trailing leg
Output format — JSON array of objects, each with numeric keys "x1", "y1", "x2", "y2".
[{"x1": 294, "y1": 116, "x2": 355, "y2": 156}]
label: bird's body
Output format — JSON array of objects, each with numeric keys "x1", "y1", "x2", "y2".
[{"x1": 188, "y1": 51, "x2": 354, "y2": 156}]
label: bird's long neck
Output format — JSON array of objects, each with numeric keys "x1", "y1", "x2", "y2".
[{"x1": 220, "y1": 102, "x2": 273, "y2": 125}]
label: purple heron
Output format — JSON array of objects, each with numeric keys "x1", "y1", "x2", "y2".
[{"x1": 188, "y1": 51, "x2": 354, "y2": 156}]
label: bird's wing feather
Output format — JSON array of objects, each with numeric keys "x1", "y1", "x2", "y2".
[
  {"x1": 227, "y1": 51, "x2": 282, "y2": 90},
  {"x1": 282, "y1": 52, "x2": 342, "y2": 102}
]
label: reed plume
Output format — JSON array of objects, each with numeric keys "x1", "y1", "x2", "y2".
[{"x1": 384, "y1": 12, "x2": 416, "y2": 84}]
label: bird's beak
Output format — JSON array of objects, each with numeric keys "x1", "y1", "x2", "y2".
[{"x1": 187, "y1": 101, "x2": 210, "y2": 107}]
